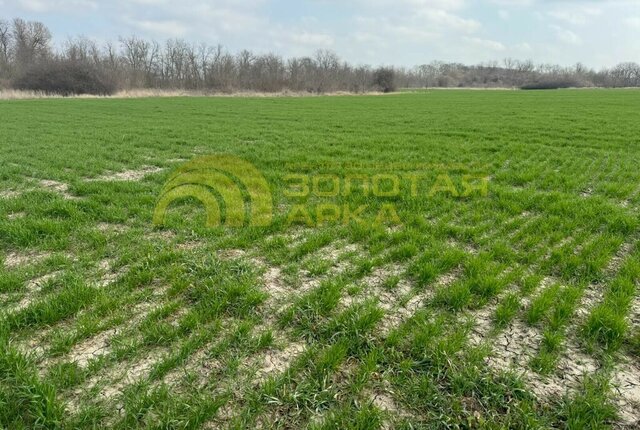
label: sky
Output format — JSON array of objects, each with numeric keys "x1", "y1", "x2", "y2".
[{"x1": 1, "y1": 0, "x2": 639, "y2": 69}]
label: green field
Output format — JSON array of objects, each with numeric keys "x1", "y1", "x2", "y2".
[{"x1": 1, "y1": 90, "x2": 639, "y2": 429}]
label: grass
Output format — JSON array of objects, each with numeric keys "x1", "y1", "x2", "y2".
[{"x1": 0, "y1": 89, "x2": 639, "y2": 428}]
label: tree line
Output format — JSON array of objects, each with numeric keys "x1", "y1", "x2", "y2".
[{"x1": 1, "y1": 17, "x2": 639, "y2": 95}]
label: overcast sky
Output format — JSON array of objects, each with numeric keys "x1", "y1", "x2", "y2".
[{"x1": 1, "y1": 0, "x2": 639, "y2": 68}]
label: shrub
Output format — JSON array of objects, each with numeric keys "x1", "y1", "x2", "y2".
[
  {"x1": 520, "y1": 79, "x2": 580, "y2": 90},
  {"x1": 372, "y1": 67, "x2": 396, "y2": 93},
  {"x1": 13, "y1": 60, "x2": 115, "y2": 96}
]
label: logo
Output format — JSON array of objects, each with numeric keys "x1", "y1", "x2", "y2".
[
  {"x1": 154, "y1": 157, "x2": 489, "y2": 230},
  {"x1": 153, "y1": 155, "x2": 273, "y2": 228}
]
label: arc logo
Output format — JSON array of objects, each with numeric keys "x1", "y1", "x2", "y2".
[{"x1": 153, "y1": 155, "x2": 273, "y2": 228}]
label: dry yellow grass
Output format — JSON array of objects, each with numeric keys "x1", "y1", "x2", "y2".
[{"x1": 0, "y1": 88, "x2": 388, "y2": 100}]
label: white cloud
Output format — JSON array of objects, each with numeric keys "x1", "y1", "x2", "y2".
[
  {"x1": 515, "y1": 42, "x2": 532, "y2": 52},
  {"x1": 125, "y1": 18, "x2": 188, "y2": 38},
  {"x1": 547, "y1": 7, "x2": 601, "y2": 26},
  {"x1": 550, "y1": 25, "x2": 582, "y2": 45},
  {"x1": 17, "y1": 0, "x2": 97, "y2": 13},
  {"x1": 363, "y1": 0, "x2": 466, "y2": 11},
  {"x1": 625, "y1": 16, "x2": 640, "y2": 29},
  {"x1": 465, "y1": 37, "x2": 506, "y2": 51},
  {"x1": 352, "y1": 16, "x2": 438, "y2": 43},
  {"x1": 352, "y1": 31, "x2": 380, "y2": 44},
  {"x1": 290, "y1": 31, "x2": 334, "y2": 47},
  {"x1": 391, "y1": 24, "x2": 438, "y2": 41},
  {"x1": 185, "y1": 4, "x2": 265, "y2": 35},
  {"x1": 3, "y1": 0, "x2": 639, "y2": 68},
  {"x1": 417, "y1": 9, "x2": 481, "y2": 33},
  {"x1": 489, "y1": 0, "x2": 534, "y2": 6},
  {"x1": 128, "y1": 0, "x2": 171, "y2": 4}
]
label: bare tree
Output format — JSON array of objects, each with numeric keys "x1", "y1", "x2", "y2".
[
  {"x1": 372, "y1": 67, "x2": 396, "y2": 92},
  {"x1": 11, "y1": 18, "x2": 51, "y2": 70},
  {"x1": 314, "y1": 49, "x2": 339, "y2": 92},
  {"x1": 119, "y1": 36, "x2": 160, "y2": 87},
  {"x1": 4, "y1": 15, "x2": 640, "y2": 94},
  {"x1": 237, "y1": 49, "x2": 254, "y2": 88},
  {"x1": 63, "y1": 36, "x2": 99, "y2": 65},
  {"x1": 353, "y1": 65, "x2": 371, "y2": 93},
  {"x1": 0, "y1": 20, "x2": 10, "y2": 59},
  {"x1": 610, "y1": 62, "x2": 640, "y2": 87},
  {"x1": 0, "y1": 19, "x2": 11, "y2": 79}
]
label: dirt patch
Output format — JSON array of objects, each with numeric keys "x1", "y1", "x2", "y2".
[
  {"x1": 27, "y1": 271, "x2": 60, "y2": 290},
  {"x1": 576, "y1": 240, "x2": 635, "y2": 320},
  {"x1": 341, "y1": 263, "x2": 411, "y2": 311},
  {"x1": 3, "y1": 250, "x2": 52, "y2": 269},
  {"x1": 146, "y1": 229, "x2": 176, "y2": 243},
  {"x1": 379, "y1": 267, "x2": 463, "y2": 334},
  {"x1": 295, "y1": 242, "x2": 362, "y2": 298},
  {"x1": 469, "y1": 298, "x2": 504, "y2": 346},
  {"x1": 175, "y1": 241, "x2": 203, "y2": 251},
  {"x1": 96, "y1": 223, "x2": 128, "y2": 234},
  {"x1": 262, "y1": 266, "x2": 288, "y2": 299},
  {"x1": 377, "y1": 280, "x2": 414, "y2": 312},
  {"x1": 361, "y1": 264, "x2": 405, "y2": 290},
  {"x1": 378, "y1": 281, "x2": 429, "y2": 335},
  {"x1": 67, "y1": 346, "x2": 168, "y2": 416},
  {"x1": 371, "y1": 390, "x2": 400, "y2": 413},
  {"x1": 391, "y1": 286, "x2": 431, "y2": 319},
  {"x1": 629, "y1": 293, "x2": 640, "y2": 327},
  {"x1": 283, "y1": 228, "x2": 311, "y2": 244},
  {"x1": 218, "y1": 249, "x2": 247, "y2": 260},
  {"x1": 436, "y1": 267, "x2": 463, "y2": 289},
  {"x1": 158, "y1": 318, "x2": 240, "y2": 390},
  {"x1": 253, "y1": 341, "x2": 306, "y2": 384},
  {"x1": 308, "y1": 241, "x2": 358, "y2": 267},
  {"x1": 6, "y1": 271, "x2": 62, "y2": 314},
  {"x1": 612, "y1": 358, "x2": 640, "y2": 426},
  {"x1": 0, "y1": 190, "x2": 21, "y2": 199},
  {"x1": 368, "y1": 390, "x2": 413, "y2": 419},
  {"x1": 364, "y1": 382, "x2": 414, "y2": 428},
  {"x1": 7, "y1": 212, "x2": 26, "y2": 220},
  {"x1": 537, "y1": 340, "x2": 599, "y2": 396},
  {"x1": 163, "y1": 346, "x2": 222, "y2": 389},
  {"x1": 576, "y1": 285, "x2": 605, "y2": 319},
  {"x1": 96, "y1": 259, "x2": 128, "y2": 288},
  {"x1": 68, "y1": 328, "x2": 118, "y2": 368},
  {"x1": 482, "y1": 277, "x2": 557, "y2": 360},
  {"x1": 88, "y1": 166, "x2": 164, "y2": 182},
  {"x1": 447, "y1": 238, "x2": 478, "y2": 256},
  {"x1": 39, "y1": 179, "x2": 79, "y2": 200},
  {"x1": 16, "y1": 317, "x2": 79, "y2": 364},
  {"x1": 487, "y1": 318, "x2": 598, "y2": 400},
  {"x1": 606, "y1": 241, "x2": 636, "y2": 276},
  {"x1": 57, "y1": 300, "x2": 160, "y2": 372},
  {"x1": 101, "y1": 350, "x2": 165, "y2": 397},
  {"x1": 580, "y1": 188, "x2": 594, "y2": 198},
  {"x1": 611, "y1": 293, "x2": 640, "y2": 425},
  {"x1": 487, "y1": 319, "x2": 541, "y2": 372}
]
